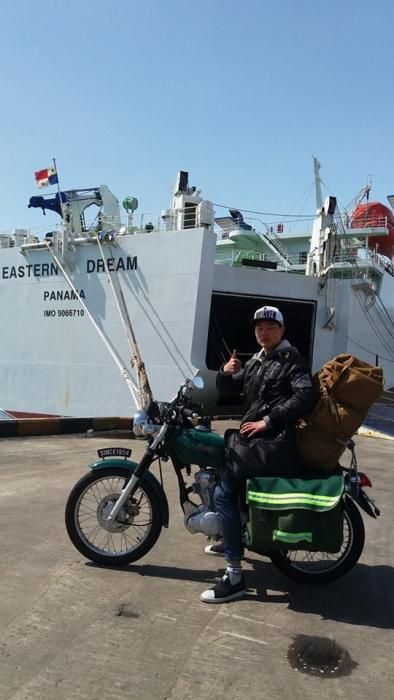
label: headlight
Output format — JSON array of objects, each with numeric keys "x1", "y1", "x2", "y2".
[
  {"x1": 133, "y1": 410, "x2": 149, "y2": 437},
  {"x1": 133, "y1": 410, "x2": 161, "y2": 438}
]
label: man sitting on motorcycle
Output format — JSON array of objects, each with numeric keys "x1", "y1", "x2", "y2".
[{"x1": 200, "y1": 305, "x2": 316, "y2": 603}]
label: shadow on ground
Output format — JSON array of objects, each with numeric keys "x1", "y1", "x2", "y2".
[{"x1": 87, "y1": 558, "x2": 394, "y2": 630}]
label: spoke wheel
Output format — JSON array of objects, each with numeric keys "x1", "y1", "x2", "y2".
[
  {"x1": 65, "y1": 468, "x2": 163, "y2": 566},
  {"x1": 269, "y1": 498, "x2": 365, "y2": 583}
]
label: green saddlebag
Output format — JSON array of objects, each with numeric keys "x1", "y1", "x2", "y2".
[{"x1": 246, "y1": 474, "x2": 344, "y2": 553}]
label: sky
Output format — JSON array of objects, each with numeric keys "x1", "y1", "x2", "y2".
[{"x1": 0, "y1": 0, "x2": 393, "y2": 233}]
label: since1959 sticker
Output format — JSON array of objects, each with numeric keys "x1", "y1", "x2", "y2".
[{"x1": 97, "y1": 447, "x2": 132, "y2": 459}]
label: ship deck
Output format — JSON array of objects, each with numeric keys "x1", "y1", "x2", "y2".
[{"x1": 0, "y1": 426, "x2": 393, "y2": 699}]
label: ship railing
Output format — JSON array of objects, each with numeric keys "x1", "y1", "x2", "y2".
[
  {"x1": 1, "y1": 210, "x2": 210, "y2": 249},
  {"x1": 100, "y1": 210, "x2": 294, "y2": 238},
  {"x1": 332, "y1": 249, "x2": 394, "y2": 276},
  {"x1": 0, "y1": 225, "x2": 63, "y2": 248},
  {"x1": 99, "y1": 209, "x2": 215, "y2": 234},
  {"x1": 83, "y1": 215, "x2": 297, "y2": 246},
  {"x1": 215, "y1": 218, "x2": 297, "y2": 267},
  {"x1": 2, "y1": 210, "x2": 307, "y2": 249},
  {"x1": 215, "y1": 248, "x2": 305, "y2": 270},
  {"x1": 345, "y1": 215, "x2": 388, "y2": 230},
  {"x1": 215, "y1": 214, "x2": 292, "y2": 240}
]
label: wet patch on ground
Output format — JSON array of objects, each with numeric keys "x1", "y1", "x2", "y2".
[{"x1": 287, "y1": 634, "x2": 358, "y2": 678}]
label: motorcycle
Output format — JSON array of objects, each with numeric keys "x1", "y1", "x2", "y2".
[{"x1": 65, "y1": 376, "x2": 380, "y2": 584}]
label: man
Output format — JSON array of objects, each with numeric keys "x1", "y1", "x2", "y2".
[{"x1": 200, "y1": 305, "x2": 316, "y2": 603}]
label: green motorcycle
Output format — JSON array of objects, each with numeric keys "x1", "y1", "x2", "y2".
[{"x1": 65, "y1": 377, "x2": 379, "y2": 583}]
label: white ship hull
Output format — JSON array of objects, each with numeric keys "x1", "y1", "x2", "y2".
[{"x1": 1, "y1": 226, "x2": 393, "y2": 418}]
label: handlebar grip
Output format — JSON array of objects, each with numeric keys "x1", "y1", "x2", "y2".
[{"x1": 182, "y1": 408, "x2": 199, "y2": 419}]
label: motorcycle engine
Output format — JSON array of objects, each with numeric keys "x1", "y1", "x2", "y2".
[
  {"x1": 184, "y1": 468, "x2": 222, "y2": 537},
  {"x1": 193, "y1": 468, "x2": 217, "y2": 510}
]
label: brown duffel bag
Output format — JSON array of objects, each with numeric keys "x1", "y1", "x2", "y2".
[{"x1": 297, "y1": 354, "x2": 384, "y2": 472}]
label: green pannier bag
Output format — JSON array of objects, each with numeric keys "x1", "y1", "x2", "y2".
[{"x1": 246, "y1": 474, "x2": 344, "y2": 553}]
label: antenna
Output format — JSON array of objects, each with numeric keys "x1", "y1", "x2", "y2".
[
  {"x1": 365, "y1": 174, "x2": 372, "y2": 202},
  {"x1": 312, "y1": 155, "x2": 323, "y2": 210}
]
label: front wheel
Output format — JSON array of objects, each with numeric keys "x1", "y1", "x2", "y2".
[
  {"x1": 269, "y1": 498, "x2": 365, "y2": 583},
  {"x1": 65, "y1": 467, "x2": 163, "y2": 566}
]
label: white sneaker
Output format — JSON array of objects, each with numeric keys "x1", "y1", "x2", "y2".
[{"x1": 200, "y1": 573, "x2": 245, "y2": 604}]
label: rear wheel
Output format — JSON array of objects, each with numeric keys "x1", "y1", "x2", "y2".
[
  {"x1": 65, "y1": 468, "x2": 163, "y2": 566},
  {"x1": 269, "y1": 498, "x2": 365, "y2": 583}
]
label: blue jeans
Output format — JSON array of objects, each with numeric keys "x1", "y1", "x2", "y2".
[
  {"x1": 214, "y1": 470, "x2": 243, "y2": 562},
  {"x1": 215, "y1": 429, "x2": 299, "y2": 562}
]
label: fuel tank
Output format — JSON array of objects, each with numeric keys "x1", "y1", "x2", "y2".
[{"x1": 169, "y1": 428, "x2": 225, "y2": 468}]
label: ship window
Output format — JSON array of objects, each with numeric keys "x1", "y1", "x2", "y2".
[
  {"x1": 184, "y1": 202, "x2": 197, "y2": 229},
  {"x1": 81, "y1": 202, "x2": 101, "y2": 232},
  {"x1": 298, "y1": 251, "x2": 308, "y2": 264}
]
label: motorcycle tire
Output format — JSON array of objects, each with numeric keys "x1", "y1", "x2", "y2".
[
  {"x1": 268, "y1": 497, "x2": 365, "y2": 584},
  {"x1": 65, "y1": 467, "x2": 163, "y2": 566}
]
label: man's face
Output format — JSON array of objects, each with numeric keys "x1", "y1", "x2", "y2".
[{"x1": 254, "y1": 320, "x2": 285, "y2": 351}]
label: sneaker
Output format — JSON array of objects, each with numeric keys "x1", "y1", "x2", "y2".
[
  {"x1": 200, "y1": 573, "x2": 245, "y2": 604},
  {"x1": 204, "y1": 541, "x2": 225, "y2": 556},
  {"x1": 204, "y1": 541, "x2": 245, "y2": 558}
]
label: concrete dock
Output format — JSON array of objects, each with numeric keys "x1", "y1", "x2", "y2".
[{"x1": 0, "y1": 426, "x2": 393, "y2": 699}]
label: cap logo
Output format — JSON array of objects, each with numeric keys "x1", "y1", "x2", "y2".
[
  {"x1": 260, "y1": 308, "x2": 276, "y2": 319},
  {"x1": 252, "y1": 305, "x2": 284, "y2": 325}
]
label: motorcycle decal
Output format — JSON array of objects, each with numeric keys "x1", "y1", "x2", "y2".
[{"x1": 97, "y1": 447, "x2": 132, "y2": 459}]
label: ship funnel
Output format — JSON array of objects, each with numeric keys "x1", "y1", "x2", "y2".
[
  {"x1": 324, "y1": 196, "x2": 337, "y2": 215},
  {"x1": 175, "y1": 171, "x2": 189, "y2": 194}
]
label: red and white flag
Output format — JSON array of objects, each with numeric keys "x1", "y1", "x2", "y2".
[{"x1": 34, "y1": 166, "x2": 59, "y2": 188}]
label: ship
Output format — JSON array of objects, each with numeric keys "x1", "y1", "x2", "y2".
[{"x1": 0, "y1": 160, "x2": 393, "y2": 420}]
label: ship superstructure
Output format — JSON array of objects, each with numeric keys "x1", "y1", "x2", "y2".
[{"x1": 0, "y1": 163, "x2": 393, "y2": 418}]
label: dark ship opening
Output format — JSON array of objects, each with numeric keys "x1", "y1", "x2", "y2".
[{"x1": 206, "y1": 292, "x2": 316, "y2": 409}]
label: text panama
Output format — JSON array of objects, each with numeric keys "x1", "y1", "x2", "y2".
[
  {"x1": 1, "y1": 255, "x2": 137, "y2": 280},
  {"x1": 44, "y1": 289, "x2": 86, "y2": 301}
]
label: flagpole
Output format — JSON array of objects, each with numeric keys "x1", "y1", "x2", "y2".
[
  {"x1": 53, "y1": 157, "x2": 61, "y2": 196},
  {"x1": 52, "y1": 157, "x2": 65, "y2": 220}
]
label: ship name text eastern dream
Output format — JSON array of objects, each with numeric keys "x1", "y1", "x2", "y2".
[{"x1": 0, "y1": 255, "x2": 137, "y2": 280}]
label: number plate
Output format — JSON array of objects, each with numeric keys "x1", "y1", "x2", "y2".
[{"x1": 97, "y1": 447, "x2": 132, "y2": 459}]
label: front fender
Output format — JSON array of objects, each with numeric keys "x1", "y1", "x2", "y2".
[{"x1": 89, "y1": 458, "x2": 169, "y2": 528}]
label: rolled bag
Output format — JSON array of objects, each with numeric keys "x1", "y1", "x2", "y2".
[
  {"x1": 297, "y1": 354, "x2": 384, "y2": 472},
  {"x1": 224, "y1": 427, "x2": 298, "y2": 479}
]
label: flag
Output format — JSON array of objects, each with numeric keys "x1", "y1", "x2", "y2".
[{"x1": 35, "y1": 166, "x2": 59, "y2": 188}]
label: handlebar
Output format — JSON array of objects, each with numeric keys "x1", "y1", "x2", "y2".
[
  {"x1": 182, "y1": 408, "x2": 200, "y2": 420},
  {"x1": 134, "y1": 377, "x2": 204, "y2": 437}
]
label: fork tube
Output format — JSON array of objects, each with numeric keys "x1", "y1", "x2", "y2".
[
  {"x1": 106, "y1": 424, "x2": 169, "y2": 521},
  {"x1": 106, "y1": 473, "x2": 142, "y2": 522}
]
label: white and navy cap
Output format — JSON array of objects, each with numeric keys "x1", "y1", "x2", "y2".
[{"x1": 251, "y1": 305, "x2": 284, "y2": 326}]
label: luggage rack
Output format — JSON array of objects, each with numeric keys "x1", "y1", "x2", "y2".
[{"x1": 340, "y1": 438, "x2": 380, "y2": 518}]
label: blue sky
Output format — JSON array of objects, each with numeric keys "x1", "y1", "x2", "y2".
[{"x1": 1, "y1": 0, "x2": 393, "y2": 232}]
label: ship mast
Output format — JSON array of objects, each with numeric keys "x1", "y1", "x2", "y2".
[
  {"x1": 313, "y1": 156, "x2": 323, "y2": 210},
  {"x1": 306, "y1": 158, "x2": 336, "y2": 276}
]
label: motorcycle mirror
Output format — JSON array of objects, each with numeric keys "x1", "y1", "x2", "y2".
[{"x1": 192, "y1": 376, "x2": 204, "y2": 390}]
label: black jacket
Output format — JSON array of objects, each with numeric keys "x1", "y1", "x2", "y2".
[{"x1": 216, "y1": 340, "x2": 316, "y2": 436}]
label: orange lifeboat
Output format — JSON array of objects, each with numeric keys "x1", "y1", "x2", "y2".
[{"x1": 351, "y1": 202, "x2": 394, "y2": 257}]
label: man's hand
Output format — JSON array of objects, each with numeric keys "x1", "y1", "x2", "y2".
[
  {"x1": 223, "y1": 350, "x2": 242, "y2": 375},
  {"x1": 240, "y1": 419, "x2": 268, "y2": 437}
]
